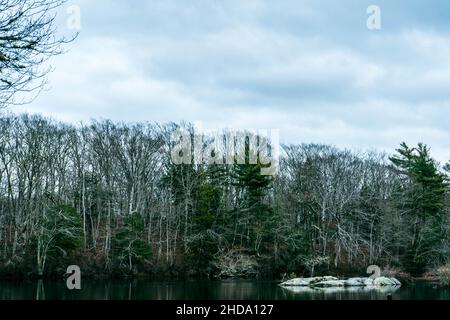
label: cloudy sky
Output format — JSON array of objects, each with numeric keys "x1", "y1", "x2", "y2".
[{"x1": 15, "y1": 0, "x2": 450, "y2": 164}]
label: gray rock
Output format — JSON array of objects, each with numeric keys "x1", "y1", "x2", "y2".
[
  {"x1": 280, "y1": 276, "x2": 338, "y2": 287},
  {"x1": 281, "y1": 285, "x2": 401, "y2": 295},
  {"x1": 345, "y1": 277, "x2": 367, "y2": 286},
  {"x1": 373, "y1": 277, "x2": 400, "y2": 286},
  {"x1": 314, "y1": 280, "x2": 347, "y2": 287},
  {"x1": 280, "y1": 276, "x2": 401, "y2": 288}
]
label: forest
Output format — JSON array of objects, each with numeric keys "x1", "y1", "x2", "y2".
[{"x1": 0, "y1": 113, "x2": 448, "y2": 280}]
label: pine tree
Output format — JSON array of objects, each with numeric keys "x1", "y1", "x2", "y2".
[
  {"x1": 185, "y1": 171, "x2": 223, "y2": 275},
  {"x1": 112, "y1": 212, "x2": 151, "y2": 273},
  {"x1": 231, "y1": 140, "x2": 275, "y2": 258},
  {"x1": 390, "y1": 143, "x2": 449, "y2": 273},
  {"x1": 32, "y1": 204, "x2": 83, "y2": 276}
]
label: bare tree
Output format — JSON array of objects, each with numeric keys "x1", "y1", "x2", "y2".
[
  {"x1": 0, "y1": 0, "x2": 75, "y2": 107},
  {"x1": 0, "y1": 114, "x2": 448, "y2": 278}
]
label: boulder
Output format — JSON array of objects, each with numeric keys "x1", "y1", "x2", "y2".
[
  {"x1": 280, "y1": 276, "x2": 338, "y2": 287},
  {"x1": 314, "y1": 280, "x2": 347, "y2": 287},
  {"x1": 373, "y1": 277, "x2": 400, "y2": 286},
  {"x1": 345, "y1": 277, "x2": 367, "y2": 286},
  {"x1": 280, "y1": 276, "x2": 401, "y2": 288}
]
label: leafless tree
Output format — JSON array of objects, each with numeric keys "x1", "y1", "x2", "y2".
[{"x1": 0, "y1": 0, "x2": 75, "y2": 107}]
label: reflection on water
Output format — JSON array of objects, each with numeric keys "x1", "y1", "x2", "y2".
[
  {"x1": 36, "y1": 280, "x2": 45, "y2": 300},
  {"x1": 281, "y1": 285, "x2": 400, "y2": 300},
  {"x1": 0, "y1": 279, "x2": 448, "y2": 300}
]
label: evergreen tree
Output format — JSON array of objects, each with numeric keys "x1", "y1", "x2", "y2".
[
  {"x1": 32, "y1": 204, "x2": 83, "y2": 276},
  {"x1": 185, "y1": 172, "x2": 223, "y2": 275},
  {"x1": 112, "y1": 212, "x2": 151, "y2": 273},
  {"x1": 390, "y1": 143, "x2": 449, "y2": 273},
  {"x1": 231, "y1": 141, "x2": 275, "y2": 257}
]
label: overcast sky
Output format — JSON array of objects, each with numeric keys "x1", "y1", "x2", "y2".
[{"x1": 14, "y1": 0, "x2": 450, "y2": 164}]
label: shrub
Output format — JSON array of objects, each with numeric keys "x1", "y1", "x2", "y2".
[
  {"x1": 112, "y1": 212, "x2": 152, "y2": 274},
  {"x1": 303, "y1": 256, "x2": 329, "y2": 277},
  {"x1": 436, "y1": 266, "x2": 450, "y2": 287},
  {"x1": 213, "y1": 249, "x2": 259, "y2": 278},
  {"x1": 382, "y1": 266, "x2": 412, "y2": 284}
]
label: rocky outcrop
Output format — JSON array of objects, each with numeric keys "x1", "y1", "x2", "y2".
[
  {"x1": 280, "y1": 276, "x2": 401, "y2": 288},
  {"x1": 314, "y1": 279, "x2": 346, "y2": 287},
  {"x1": 373, "y1": 277, "x2": 401, "y2": 286},
  {"x1": 280, "y1": 276, "x2": 338, "y2": 286},
  {"x1": 345, "y1": 278, "x2": 367, "y2": 286},
  {"x1": 281, "y1": 285, "x2": 400, "y2": 295}
]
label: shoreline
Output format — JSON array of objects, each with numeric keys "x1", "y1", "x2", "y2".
[{"x1": 0, "y1": 274, "x2": 436, "y2": 283}]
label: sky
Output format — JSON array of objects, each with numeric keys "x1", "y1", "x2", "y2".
[{"x1": 14, "y1": 0, "x2": 450, "y2": 164}]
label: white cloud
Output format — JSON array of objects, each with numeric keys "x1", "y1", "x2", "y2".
[{"x1": 11, "y1": 0, "x2": 450, "y2": 165}]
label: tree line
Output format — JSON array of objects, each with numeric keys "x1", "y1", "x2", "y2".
[{"x1": 0, "y1": 113, "x2": 449, "y2": 279}]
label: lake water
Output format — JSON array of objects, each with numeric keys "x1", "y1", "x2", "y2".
[{"x1": 0, "y1": 279, "x2": 448, "y2": 300}]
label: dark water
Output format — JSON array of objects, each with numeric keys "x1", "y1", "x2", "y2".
[{"x1": 0, "y1": 280, "x2": 449, "y2": 300}]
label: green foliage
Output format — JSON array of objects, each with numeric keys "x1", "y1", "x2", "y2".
[
  {"x1": 185, "y1": 182, "x2": 222, "y2": 273},
  {"x1": 49, "y1": 205, "x2": 83, "y2": 256},
  {"x1": 112, "y1": 212, "x2": 152, "y2": 273},
  {"x1": 194, "y1": 181, "x2": 221, "y2": 229},
  {"x1": 232, "y1": 159, "x2": 274, "y2": 256},
  {"x1": 31, "y1": 204, "x2": 83, "y2": 276},
  {"x1": 390, "y1": 143, "x2": 449, "y2": 273}
]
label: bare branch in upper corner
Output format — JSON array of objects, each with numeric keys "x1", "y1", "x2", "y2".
[{"x1": 0, "y1": 0, "x2": 77, "y2": 109}]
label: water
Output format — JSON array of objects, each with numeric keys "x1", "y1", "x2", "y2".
[{"x1": 0, "y1": 279, "x2": 448, "y2": 300}]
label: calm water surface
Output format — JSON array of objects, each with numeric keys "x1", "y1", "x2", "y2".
[{"x1": 0, "y1": 280, "x2": 448, "y2": 300}]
